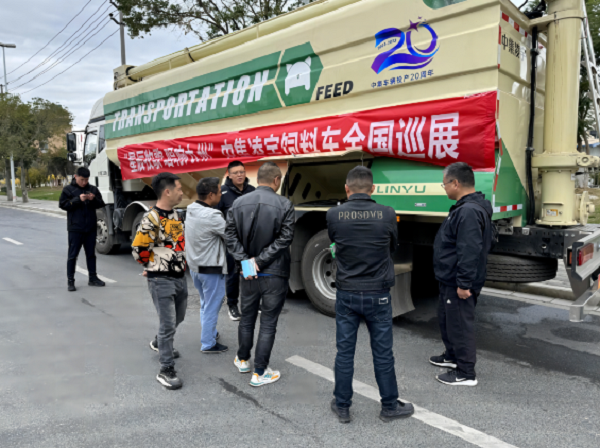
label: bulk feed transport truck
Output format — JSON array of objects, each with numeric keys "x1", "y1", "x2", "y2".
[{"x1": 67, "y1": 0, "x2": 600, "y2": 321}]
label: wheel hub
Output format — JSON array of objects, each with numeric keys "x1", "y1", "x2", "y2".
[
  {"x1": 311, "y1": 249, "x2": 337, "y2": 301},
  {"x1": 97, "y1": 219, "x2": 108, "y2": 245}
]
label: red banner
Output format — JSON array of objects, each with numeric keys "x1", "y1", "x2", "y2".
[{"x1": 118, "y1": 91, "x2": 497, "y2": 180}]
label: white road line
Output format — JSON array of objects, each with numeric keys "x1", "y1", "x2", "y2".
[
  {"x1": 3, "y1": 238, "x2": 23, "y2": 246},
  {"x1": 75, "y1": 266, "x2": 117, "y2": 283},
  {"x1": 286, "y1": 355, "x2": 518, "y2": 448}
]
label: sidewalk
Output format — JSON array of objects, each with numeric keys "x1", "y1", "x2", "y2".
[{"x1": 0, "y1": 197, "x2": 66, "y2": 217}]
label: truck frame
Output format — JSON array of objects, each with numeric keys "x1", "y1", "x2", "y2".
[{"x1": 68, "y1": 0, "x2": 600, "y2": 322}]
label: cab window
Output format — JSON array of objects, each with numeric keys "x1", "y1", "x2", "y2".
[
  {"x1": 98, "y1": 125, "x2": 106, "y2": 154},
  {"x1": 83, "y1": 132, "x2": 98, "y2": 166}
]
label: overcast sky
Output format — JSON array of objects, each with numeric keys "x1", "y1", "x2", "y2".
[
  {"x1": 2, "y1": 0, "x2": 525, "y2": 130},
  {"x1": 1, "y1": 0, "x2": 200, "y2": 129}
]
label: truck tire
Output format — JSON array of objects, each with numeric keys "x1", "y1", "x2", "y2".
[
  {"x1": 486, "y1": 254, "x2": 557, "y2": 283},
  {"x1": 96, "y1": 208, "x2": 120, "y2": 255},
  {"x1": 131, "y1": 212, "x2": 145, "y2": 244},
  {"x1": 301, "y1": 230, "x2": 336, "y2": 317}
]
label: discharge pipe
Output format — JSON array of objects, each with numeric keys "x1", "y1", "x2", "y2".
[{"x1": 532, "y1": 0, "x2": 597, "y2": 225}]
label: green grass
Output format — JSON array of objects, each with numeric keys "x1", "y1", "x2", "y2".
[{"x1": 0, "y1": 186, "x2": 63, "y2": 201}]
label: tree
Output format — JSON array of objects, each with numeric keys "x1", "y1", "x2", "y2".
[
  {"x1": 0, "y1": 95, "x2": 72, "y2": 202},
  {"x1": 115, "y1": 0, "x2": 315, "y2": 40},
  {"x1": 0, "y1": 94, "x2": 21, "y2": 201}
]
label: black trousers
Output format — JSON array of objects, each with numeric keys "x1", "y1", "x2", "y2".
[
  {"x1": 225, "y1": 251, "x2": 240, "y2": 306},
  {"x1": 67, "y1": 231, "x2": 97, "y2": 281},
  {"x1": 437, "y1": 283, "x2": 478, "y2": 379},
  {"x1": 237, "y1": 275, "x2": 287, "y2": 370}
]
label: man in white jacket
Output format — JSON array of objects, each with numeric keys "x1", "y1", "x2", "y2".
[{"x1": 185, "y1": 177, "x2": 229, "y2": 353}]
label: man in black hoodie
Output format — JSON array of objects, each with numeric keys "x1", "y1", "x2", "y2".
[
  {"x1": 58, "y1": 167, "x2": 106, "y2": 292},
  {"x1": 217, "y1": 161, "x2": 255, "y2": 321},
  {"x1": 431, "y1": 162, "x2": 493, "y2": 386}
]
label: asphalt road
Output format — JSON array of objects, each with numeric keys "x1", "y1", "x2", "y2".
[{"x1": 0, "y1": 206, "x2": 599, "y2": 448}]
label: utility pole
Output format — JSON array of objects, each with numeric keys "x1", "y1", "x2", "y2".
[
  {"x1": 1, "y1": 42, "x2": 17, "y2": 203},
  {"x1": 109, "y1": 2, "x2": 126, "y2": 65},
  {"x1": 119, "y1": 11, "x2": 126, "y2": 65}
]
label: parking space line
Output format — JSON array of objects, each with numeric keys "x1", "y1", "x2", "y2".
[
  {"x1": 3, "y1": 238, "x2": 23, "y2": 246},
  {"x1": 286, "y1": 355, "x2": 518, "y2": 448},
  {"x1": 76, "y1": 266, "x2": 117, "y2": 283}
]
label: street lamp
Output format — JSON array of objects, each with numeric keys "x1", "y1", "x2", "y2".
[{"x1": 0, "y1": 42, "x2": 17, "y2": 203}]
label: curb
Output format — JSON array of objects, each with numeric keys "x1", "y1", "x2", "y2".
[
  {"x1": 484, "y1": 280, "x2": 574, "y2": 300},
  {"x1": 482, "y1": 286, "x2": 600, "y2": 317}
]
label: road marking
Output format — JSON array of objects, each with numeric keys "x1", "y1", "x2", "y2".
[
  {"x1": 76, "y1": 266, "x2": 117, "y2": 283},
  {"x1": 3, "y1": 238, "x2": 23, "y2": 246},
  {"x1": 286, "y1": 355, "x2": 518, "y2": 448}
]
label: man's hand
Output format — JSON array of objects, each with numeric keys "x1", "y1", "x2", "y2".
[
  {"x1": 457, "y1": 287, "x2": 472, "y2": 299},
  {"x1": 142, "y1": 271, "x2": 147, "y2": 277},
  {"x1": 86, "y1": 193, "x2": 95, "y2": 200},
  {"x1": 80, "y1": 194, "x2": 88, "y2": 201},
  {"x1": 243, "y1": 258, "x2": 259, "y2": 280}
]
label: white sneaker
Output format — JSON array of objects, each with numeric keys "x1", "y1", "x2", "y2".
[
  {"x1": 249, "y1": 367, "x2": 280, "y2": 387},
  {"x1": 234, "y1": 356, "x2": 251, "y2": 373}
]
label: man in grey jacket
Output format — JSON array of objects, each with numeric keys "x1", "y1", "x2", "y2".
[{"x1": 185, "y1": 177, "x2": 228, "y2": 354}]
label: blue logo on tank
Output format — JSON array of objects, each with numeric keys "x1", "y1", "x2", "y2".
[{"x1": 372, "y1": 19, "x2": 439, "y2": 74}]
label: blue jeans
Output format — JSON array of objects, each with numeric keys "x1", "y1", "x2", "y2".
[
  {"x1": 191, "y1": 271, "x2": 225, "y2": 350},
  {"x1": 334, "y1": 289, "x2": 399, "y2": 410}
]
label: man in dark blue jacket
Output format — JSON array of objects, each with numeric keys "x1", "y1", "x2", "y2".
[
  {"x1": 431, "y1": 162, "x2": 493, "y2": 386},
  {"x1": 59, "y1": 167, "x2": 106, "y2": 292},
  {"x1": 326, "y1": 166, "x2": 414, "y2": 424},
  {"x1": 217, "y1": 161, "x2": 255, "y2": 321}
]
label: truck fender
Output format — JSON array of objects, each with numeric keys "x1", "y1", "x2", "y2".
[{"x1": 122, "y1": 201, "x2": 156, "y2": 232}]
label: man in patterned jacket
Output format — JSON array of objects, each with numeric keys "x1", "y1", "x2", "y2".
[{"x1": 132, "y1": 172, "x2": 187, "y2": 390}]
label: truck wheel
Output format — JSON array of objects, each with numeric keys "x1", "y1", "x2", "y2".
[
  {"x1": 301, "y1": 230, "x2": 336, "y2": 317},
  {"x1": 131, "y1": 212, "x2": 145, "y2": 244},
  {"x1": 486, "y1": 254, "x2": 557, "y2": 283},
  {"x1": 96, "y1": 209, "x2": 120, "y2": 255}
]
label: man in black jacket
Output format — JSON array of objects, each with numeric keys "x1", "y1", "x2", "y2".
[
  {"x1": 217, "y1": 161, "x2": 255, "y2": 321},
  {"x1": 58, "y1": 167, "x2": 106, "y2": 292},
  {"x1": 431, "y1": 162, "x2": 493, "y2": 387},
  {"x1": 225, "y1": 162, "x2": 294, "y2": 387},
  {"x1": 327, "y1": 166, "x2": 414, "y2": 424}
]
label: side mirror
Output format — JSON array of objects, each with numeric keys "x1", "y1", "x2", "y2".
[
  {"x1": 67, "y1": 153, "x2": 76, "y2": 162},
  {"x1": 66, "y1": 133, "x2": 76, "y2": 153}
]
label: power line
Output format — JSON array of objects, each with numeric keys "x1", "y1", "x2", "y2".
[
  {"x1": 11, "y1": 16, "x2": 115, "y2": 91},
  {"x1": 8, "y1": 1, "x2": 110, "y2": 85},
  {"x1": 8, "y1": 0, "x2": 96, "y2": 75},
  {"x1": 17, "y1": 29, "x2": 119, "y2": 95}
]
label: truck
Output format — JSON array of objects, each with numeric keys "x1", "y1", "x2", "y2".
[{"x1": 68, "y1": 0, "x2": 600, "y2": 322}]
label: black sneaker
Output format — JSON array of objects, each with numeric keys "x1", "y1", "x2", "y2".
[
  {"x1": 330, "y1": 398, "x2": 351, "y2": 424},
  {"x1": 88, "y1": 278, "x2": 106, "y2": 287},
  {"x1": 156, "y1": 366, "x2": 182, "y2": 390},
  {"x1": 436, "y1": 369, "x2": 478, "y2": 386},
  {"x1": 228, "y1": 305, "x2": 241, "y2": 321},
  {"x1": 150, "y1": 336, "x2": 180, "y2": 359},
  {"x1": 429, "y1": 352, "x2": 457, "y2": 369},
  {"x1": 379, "y1": 400, "x2": 415, "y2": 422},
  {"x1": 68, "y1": 281, "x2": 76, "y2": 292},
  {"x1": 201, "y1": 342, "x2": 228, "y2": 354}
]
